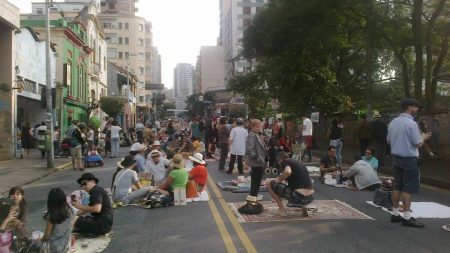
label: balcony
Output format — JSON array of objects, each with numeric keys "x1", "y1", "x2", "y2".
[{"x1": 89, "y1": 63, "x2": 101, "y2": 80}]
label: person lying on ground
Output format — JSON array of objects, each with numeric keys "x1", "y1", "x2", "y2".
[
  {"x1": 188, "y1": 153, "x2": 208, "y2": 192},
  {"x1": 72, "y1": 173, "x2": 113, "y2": 237},
  {"x1": 41, "y1": 188, "x2": 74, "y2": 253},
  {"x1": 156, "y1": 154, "x2": 188, "y2": 200},
  {"x1": 320, "y1": 146, "x2": 338, "y2": 179},
  {"x1": 0, "y1": 186, "x2": 29, "y2": 241},
  {"x1": 266, "y1": 151, "x2": 314, "y2": 216},
  {"x1": 146, "y1": 149, "x2": 171, "y2": 185},
  {"x1": 343, "y1": 156, "x2": 381, "y2": 191},
  {"x1": 112, "y1": 156, "x2": 151, "y2": 205}
]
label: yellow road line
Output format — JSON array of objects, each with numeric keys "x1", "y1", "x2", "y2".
[
  {"x1": 207, "y1": 176, "x2": 258, "y2": 253},
  {"x1": 207, "y1": 182, "x2": 238, "y2": 253}
]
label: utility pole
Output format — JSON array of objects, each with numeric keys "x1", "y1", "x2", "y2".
[
  {"x1": 45, "y1": 0, "x2": 55, "y2": 168},
  {"x1": 154, "y1": 92, "x2": 157, "y2": 123}
]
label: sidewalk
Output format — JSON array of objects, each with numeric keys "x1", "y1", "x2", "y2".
[
  {"x1": 314, "y1": 139, "x2": 450, "y2": 190},
  {"x1": 0, "y1": 150, "x2": 71, "y2": 194}
]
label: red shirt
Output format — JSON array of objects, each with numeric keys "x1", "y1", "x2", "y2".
[{"x1": 190, "y1": 165, "x2": 208, "y2": 188}]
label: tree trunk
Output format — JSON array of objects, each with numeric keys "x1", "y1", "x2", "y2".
[
  {"x1": 430, "y1": 33, "x2": 449, "y2": 109},
  {"x1": 412, "y1": 0, "x2": 423, "y2": 100},
  {"x1": 399, "y1": 51, "x2": 411, "y2": 98}
]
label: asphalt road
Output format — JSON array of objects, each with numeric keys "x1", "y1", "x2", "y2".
[{"x1": 21, "y1": 147, "x2": 450, "y2": 253}]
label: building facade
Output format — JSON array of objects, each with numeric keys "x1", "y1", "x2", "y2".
[
  {"x1": 173, "y1": 63, "x2": 195, "y2": 111},
  {"x1": 197, "y1": 46, "x2": 226, "y2": 93}
]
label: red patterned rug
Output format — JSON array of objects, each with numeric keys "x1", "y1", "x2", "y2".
[{"x1": 229, "y1": 200, "x2": 373, "y2": 223}]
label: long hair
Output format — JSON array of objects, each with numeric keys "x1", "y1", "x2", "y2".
[
  {"x1": 8, "y1": 186, "x2": 27, "y2": 221},
  {"x1": 45, "y1": 188, "x2": 69, "y2": 224},
  {"x1": 111, "y1": 166, "x2": 123, "y2": 191}
]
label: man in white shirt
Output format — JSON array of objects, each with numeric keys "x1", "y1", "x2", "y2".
[
  {"x1": 301, "y1": 115, "x2": 313, "y2": 162},
  {"x1": 135, "y1": 119, "x2": 145, "y2": 142},
  {"x1": 145, "y1": 149, "x2": 171, "y2": 185},
  {"x1": 227, "y1": 119, "x2": 248, "y2": 174}
]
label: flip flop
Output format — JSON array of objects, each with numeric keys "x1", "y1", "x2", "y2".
[{"x1": 442, "y1": 224, "x2": 450, "y2": 232}]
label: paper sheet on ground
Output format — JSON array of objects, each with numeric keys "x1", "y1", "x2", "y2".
[
  {"x1": 72, "y1": 234, "x2": 111, "y2": 253},
  {"x1": 366, "y1": 201, "x2": 450, "y2": 218},
  {"x1": 186, "y1": 191, "x2": 209, "y2": 202}
]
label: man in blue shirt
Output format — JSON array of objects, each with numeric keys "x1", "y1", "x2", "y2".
[{"x1": 387, "y1": 99, "x2": 431, "y2": 228}]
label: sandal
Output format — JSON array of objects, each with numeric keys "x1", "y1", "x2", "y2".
[{"x1": 442, "y1": 224, "x2": 450, "y2": 232}]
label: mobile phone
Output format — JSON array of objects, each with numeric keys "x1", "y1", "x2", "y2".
[{"x1": 70, "y1": 194, "x2": 77, "y2": 201}]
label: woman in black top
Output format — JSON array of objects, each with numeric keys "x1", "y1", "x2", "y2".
[
  {"x1": 21, "y1": 122, "x2": 33, "y2": 158},
  {"x1": 328, "y1": 119, "x2": 343, "y2": 167}
]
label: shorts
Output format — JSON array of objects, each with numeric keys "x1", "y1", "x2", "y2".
[
  {"x1": 270, "y1": 181, "x2": 314, "y2": 206},
  {"x1": 74, "y1": 216, "x2": 112, "y2": 236},
  {"x1": 393, "y1": 156, "x2": 420, "y2": 194},
  {"x1": 70, "y1": 146, "x2": 82, "y2": 158}
]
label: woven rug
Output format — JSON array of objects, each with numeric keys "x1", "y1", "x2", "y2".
[{"x1": 229, "y1": 200, "x2": 373, "y2": 223}]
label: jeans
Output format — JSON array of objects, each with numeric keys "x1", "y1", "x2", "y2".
[
  {"x1": 115, "y1": 188, "x2": 150, "y2": 204},
  {"x1": 218, "y1": 143, "x2": 228, "y2": 170},
  {"x1": 330, "y1": 139, "x2": 342, "y2": 167},
  {"x1": 228, "y1": 154, "x2": 243, "y2": 173},
  {"x1": 250, "y1": 167, "x2": 264, "y2": 197},
  {"x1": 111, "y1": 137, "x2": 120, "y2": 157},
  {"x1": 53, "y1": 140, "x2": 59, "y2": 156}
]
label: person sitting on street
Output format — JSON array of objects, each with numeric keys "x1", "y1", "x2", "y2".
[
  {"x1": 152, "y1": 140, "x2": 167, "y2": 159},
  {"x1": 343, "y1": 156, "x2": 381, "y2": 191},
  {"x1": 266, "y1": 151, "x2": 314, "y2": 216},
  {"x1": 111, "y1": 156, "x2": 150, "y2": 205},
  {"x1": 320, "y1": 146, "x2": 338, "y2": 179},
  {"x1": 129, "y1": 143, "x2": 147, "y2": 173},
  {"x1": 146, "y1": 149, "x2": 171, "y2": 185},
  {"x1": 41, "y1": 188, "x2": 74, "y2": 253},
  {"x1": 278, "y1": 135, "x2": 292, "y2": 153},
  {"x1": 157, "y1": 154, "x2": 188, "y2": 200},
  {"x1": 362, "y1": 147, "x2": 379, "y2": 172},
  {"x1": 72, "y1": 173, "x2": 113, "y2": 237},
  {"x1": 188, "y1": 153, "x2": 208, "y2": 192},
  {"x1": 0, "y1": 187, "x2": 29, "y2": 241}
]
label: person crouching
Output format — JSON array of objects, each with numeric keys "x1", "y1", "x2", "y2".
[{"x1": 266, "y1": 151, "x2": 314, "y2": 216}]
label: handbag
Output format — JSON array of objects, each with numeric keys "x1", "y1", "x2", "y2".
[
  {"x1": 373, "y1": 188, "x2": 393, "y2": 209},
  {"x1": 186, "y1": 180, "x2": 199, "y2": 198}
]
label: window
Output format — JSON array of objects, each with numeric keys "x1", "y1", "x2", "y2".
[
  {"x1": 100, "y1": 1, "x2": 106, "y2": 6},
  {"x1": 125, "y1": 23, "x2": 129, "y2": 29},
  {"x1": 118, "y1": 37, "x2": 122, "y2": 44},
  {"x1": 139, "y1": 96, "x2": 144, "y2": 103},
  {"x1": 138, "y1": 53, "x2": 144, "y2": 60},
  {"x1": 145, "y1": 38, "x2": 151, "y2": 47},
  {"x1": 118, "y1": 22, "x2": 123, "y2": 29},
  {"x1": 138, "y1": 24, "x2": 144, "y2": 31},
  {"x1": 107, "y1": 48, "x2": 117, "y2": 58},
  {"x1": 125, "y1": 52, "x2": 129, "y2": 59},
  {"x1": 243, "y1": 6, "x2": 251, "y2": 15},
  {"x1": 103, "y1": 23, "x2": 111, "y2": 29},
  {"x1": 145, "y1": 95, "x2": 151, "y2": 103},
  {"x1": 125, "y1": 37, "x2": 129, "y2": 44},
  {"x1": 118, "y1": 52, "x2": 123, "y2": 59},
  {"x1": 139, "y1": 38, "x2": 144, "y2": 47},
  {"x1": 109, "y1": 3, "x2": 115, "y2": 9},
  {"x1": 139, "y1": 67, "x2": 144, "y2": 75},
  {"x1": 36, "y1": 8, "x2": 43, "y2": 14},
  {"x1": 145, "y1": 52, "x2": 151, "y2": 60}
]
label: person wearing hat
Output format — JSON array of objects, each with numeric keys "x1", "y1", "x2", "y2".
[
  {"x1": 152, "y1": 140, "x2": 167, "y2": 159},
  {"x1": 157, "y1": 154, "x2": 188, "y2": 198},
  {"x1": 145, "y1": 149, "x2": 171, "y2": 185},
  {"x1": 72, "y1": 173, "x2": 113, "y2": 236},
  {"x1": 266, "y1": 151, "x2": 314, "y2": 216},
  {"x1": 356, "y1": 114, "x2": 373, "y2": 156},
  {"x1": 227, "y1": 118, "x2": 248, "y2": 174},
  {"x1": 129, "y1": 143, "x2": 147, "y2": 173},
  {"x1": 111, "y1": 155, "x2": 150, "y2": 205},
  {"x1": 371, "y1": 111, "x2": 388, "y2": 166},
  {"x1": 387, "y1": 98, "x2": 431, "y2": 228},
  {"x1": 188, "y1": 153, "x2": 208, "y2": 192}
]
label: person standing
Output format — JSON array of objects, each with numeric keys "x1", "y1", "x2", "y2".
[
  {"x1": 53, "y1": 126, "x2": 60, "y2": 157},
  {"x1": 301, "y1": 114, "x2": 313, "y2": 162},
  {"x1": 21, "y1": 122, "x2": 33, "y2": 158},
  {"x1": 102, "y1": 118, "x2": 112, "y2": 157},
  {"x1": 217, "y1": 117, "x2": 230, "y2": 171},
  {"x1": 110, "y1": 121, "x2": 121, "y2": 158},
  {"x1": 37, "y1": 122, "x2": 48, "y2": 158},
  {"x1": 387, "y1": 99, "x2": 431, "y2": 228},
  {"x1": 135, "y1": 119, "x2": 145, "y2": 143},
  {"x1": 227, "y1": 118, "x2": 248, "y2": 174},
  {"x1": 328, "y1": 119, "x2": 343, "y2": 167},
  {"x1": 371, "y1": 111, "x2": 388, "y2": 166},
  {"x1": 67, "y1": 120, "x2": 84, "y2": 171},
  {"x1": 356, "y1": 114, "x2": 372, "y2": 156},
  {"x1": 238, "y1": 119, "x2": 267, "y2": 215}
]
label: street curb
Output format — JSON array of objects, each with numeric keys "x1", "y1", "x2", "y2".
[
  {"x1": 1, "y1": 162, "x2": 72, "y2": 195},
  {"x1": 0, "y1": 159, "x2": 13, "y2": 165}
]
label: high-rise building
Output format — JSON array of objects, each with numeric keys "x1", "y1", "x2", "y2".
[
  {"x1": 151, "y1": 47, "x2": 162, "y2": 84},
  {"x1": 173, "y1": 63, "x2": 194, "y2": 110},
  {"x1": 196, "y1": 46, "x2": 226, "y2": 93},
  {"x1": 219, "y1": 0, "x2": 267, "y2": 81}
]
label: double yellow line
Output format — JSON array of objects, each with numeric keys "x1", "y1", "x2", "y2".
[{"x1": 207, "y1": 175, "x2": 257, "y2": 253}]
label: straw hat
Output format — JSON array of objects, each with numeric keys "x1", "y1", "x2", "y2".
[
  {"x1": 373, "y1": 111, "x2": 381, "y2": 118},
  {"x1": 189, "y1": 153, "x2": 205, "y2": 165},
  {"x1": 149, "y1": 149, "x2": 161, "y2": 157},
  {"x1": 171, "y1": 154, "x2": 185, "y2": 168}
]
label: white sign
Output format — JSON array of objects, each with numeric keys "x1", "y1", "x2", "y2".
[{"x1": 311, "y1": 112, "x2": 320, "y2": 123}]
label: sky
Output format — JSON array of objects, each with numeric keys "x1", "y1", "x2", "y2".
[{"x1": 12, "y1": 0, "x2": 220, "y2": 89}]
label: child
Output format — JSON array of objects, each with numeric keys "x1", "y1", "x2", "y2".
[
  {"x1": 84, "y1": 145, "x2": 104, "y2": 167},
  {"x1": 41, "y1": 188, "x2": 74, "y2": 253}
]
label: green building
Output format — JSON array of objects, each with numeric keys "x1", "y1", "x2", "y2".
[{"x1": 21, "y1": 18, "x2": 91, "y2": 134}]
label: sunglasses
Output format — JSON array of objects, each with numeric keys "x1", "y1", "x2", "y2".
[{"x1": 366, "y1": 152, "x2": 372, "y2": 155}]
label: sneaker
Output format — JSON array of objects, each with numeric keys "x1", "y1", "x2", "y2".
[
  {"x1": 402, "y1": 217, "x2": 425, "y2": 228},
  {"x1": 390, "y1": 215, "x2": 405, "y2": 223}
]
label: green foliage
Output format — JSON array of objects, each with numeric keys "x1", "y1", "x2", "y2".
[
  {"x1": 185, "y1": 93, "x2": 214, "y2": 119},
  {"x1": 159, "y1": 101, "x2": 176, "y2": 119},
  {"x1": 99, "y1": 97, "x2": 125, "y2": 118}
]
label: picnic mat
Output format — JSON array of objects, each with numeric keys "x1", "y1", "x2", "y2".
[
  {"x1": 366, "y1": 201, "x2": 450, "y2": 218},
  {"x1": 186, "y1": 191, "x2": 210, "y2": 202},
  {"x1": 72, "y1": 233, "x2": 111, "y2": 253},
  {"x1": 306, "y1": 166, "x2": 321, "y2": 177},
  {"x1": 229, "y1": 200, "x2": 373, "y2": 223},
  {"x1": 216, "y1": 181, "x2": 268, "y2": 193}
]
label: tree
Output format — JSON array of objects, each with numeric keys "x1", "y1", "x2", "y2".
[
  {"x1": 159, "y1": 101, "x2": 176, "y2": 119},
  {"x1": 185, "y1": 93, "x2": 213, "y2": 119},
  {"x1": 99, "y1": 97, "x2": 125, "y2": 118}
]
